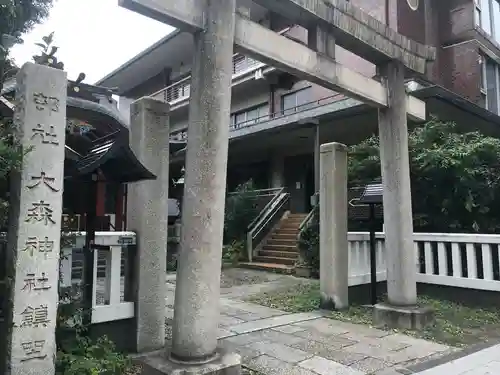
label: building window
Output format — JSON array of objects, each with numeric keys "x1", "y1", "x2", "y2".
[
  {"x1": 480, "y1": 54, "x2": 500, "y2": 114},
  {"x1": 475, "y1": 0, "x2": 500, "y2": 41},
  {"x1": 282, "y1": 87, "x2": 313, "y2": 115},
  {"x1": 230, "y1": 103, "x2": 270, "y2": 129}
]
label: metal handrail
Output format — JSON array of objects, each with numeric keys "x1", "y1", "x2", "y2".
[
  {"x1": 246, "y1": 191, "x2": 290, "y2": 262},
  {"x1": 228, "y1": 187, "x2": 282, "y2": 197},
  {"x1": 299, "y1": 193, "x2": 319, "y2": 232},
  {"x1": 247, "y1": 187, "x2": 285, "y2": 230},
  {"x1": 299, "y1": 209, "x2": 316, "y2": 233}
]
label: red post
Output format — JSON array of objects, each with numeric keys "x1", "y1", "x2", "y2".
[{"x1": 115, "y1": 184, "x2": 125, "y2": 231}]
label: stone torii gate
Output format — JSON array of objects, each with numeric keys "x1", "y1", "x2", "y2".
[{"x1": 121, "y1": 0, "x2": 436, "y2": 373}]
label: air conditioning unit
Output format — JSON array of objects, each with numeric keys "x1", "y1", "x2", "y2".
[{"x1": 254, "y1": 69, "x2": 264, "y2": 80}]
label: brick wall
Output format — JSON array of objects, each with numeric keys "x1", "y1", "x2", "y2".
[{"x1": 444, "y1": 41, "x2": 483, "y2": 104}]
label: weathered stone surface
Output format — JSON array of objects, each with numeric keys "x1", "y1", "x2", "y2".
[
  {"x1": 246, "y1": 355, "x2": 318, "y2": 375},
  {"x1": 251, "y1": 0, "x2": 435, "y2": 74},
  {"x1": 228, "y1": 312, "x2": 321, "y2": 334},
  {"x1": 5, "y1": 62, "x2": 67, "y2": 375},
  {"x1": 319, "y1": 142, "x2": 349, "y2": 310},
  {"x1": 271, "y1": 325, "x2": 307, "y2": 334},
  {"x1": 373, "y1": 303, "x2": 435, "y2": 331},
  {"x1": 137, "y1": 348, "x2": 241, "y2": 375},
  {"x1": 350, "y1": 357, "x2": 393, "y2": 373},
  {"x1": 170, "y1": 0, "x2": 237, "y2": 362},
  {"x1": 293, "y1": 329, "x2": 357, "y2": 348},
  {"x1": 289, "y1": 340, "x2": 366, "y2": 365},
  {"x1": 299, "y1": 356, "x2": 365, "y2": 375},
  {"x1": 378, "y1": 61, "x2": 418, "y2": 307},
  {"x1": 246, "y1": 341, "x2": 313, "y2": 363},
  {"x1": 128, "y1": 97, "x2": 170, "y2": 352}
]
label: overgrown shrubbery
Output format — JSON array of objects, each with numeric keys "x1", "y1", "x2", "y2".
[
  {"x1": 299, "y1": 117, "x2": 500, "y2": 274},
  {"x1": 349, "y1": 117, "x2": 500, "y2": 233},
  {"x1": 222, "y1": 180, "x2": 260, "y2": 262},
  {"x1": 297, "y1": 205, "x2": 319, "y2": 275},
  {"x1": 56, "y1": 292, "x2": 132, "y2": 375}
]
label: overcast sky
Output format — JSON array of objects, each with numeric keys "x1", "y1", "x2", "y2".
[{"x1": 9, "y1": 0, "x2": 174, "y2": 84}]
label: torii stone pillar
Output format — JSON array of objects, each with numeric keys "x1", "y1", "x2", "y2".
[
  {"x1": 167, "y1": 0, "x2": 241, "y2": 373},
  {"x1": 373, "y1": 61, "x2": 434, "y2": 329},
  {"x1": 127, "y1": 97, "x2": 170, "y2": 352}
]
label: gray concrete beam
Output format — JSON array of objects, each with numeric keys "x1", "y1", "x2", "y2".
[
  {"x1": 234, "y1": 17, "x2": 425, "y2": 121},
  {"x1": 252, "y1": 0, "x2": 436, "y2": 74},
  {"x1": 119, "y1": 0, "x2": 426, "y2": 121},
  {"x1": 118, "y1": 0, "x2": 204, "y2": 31}
]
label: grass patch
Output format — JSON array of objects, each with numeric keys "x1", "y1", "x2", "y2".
[
  {"x1": 242, "y1": 367, "x2": 265, "y2": 375},
  {"x1": 246, "y1": 281, "x2": 500, "y2": 347}
]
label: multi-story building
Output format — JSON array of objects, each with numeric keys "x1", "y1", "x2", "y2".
[{"x1": 97, "y1": 0, "x2": 500, "y2": 265}]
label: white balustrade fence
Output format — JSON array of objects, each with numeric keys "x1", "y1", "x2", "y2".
[
  {"x1": 347, "y1": 232, "x2": 500, "y2": 292},
  {"x1": 61, "y1": 231, "x2": 136, "y2": 324}
]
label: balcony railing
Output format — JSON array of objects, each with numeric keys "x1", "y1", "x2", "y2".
[
  {"x1": 152, "y1": 54, "x2": 264, "y2": 104},
  {"x1": 152, "y1": 28, "x2": 292, "y2": 105},
  {"x1": 169, "y1": 93, "x2": 345, "y2": 142}
]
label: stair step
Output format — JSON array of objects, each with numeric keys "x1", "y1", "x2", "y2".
[
  {"x1": 267, "y1": 239, "x2": 297, "y2": 247},
  {"x1": 263, "y1": 244, "x2": 298, "y2": 252},
  {"x1": 272, "y1": 233, "x2": 297, "y2": 239},
  {"x1": 239, "y1": 262, "x2": 294, "y2": 274},
  {"x1": 259, "y1": 250, "x2": 299, "y2": 259},
  {"x1": 277, "y1": 227, "x2": 300, "y2": 233},
  {"x1": 254, "y1": 256, "x2": 296, "y2": 265},
  {"x1": 288, "y1": 214, "x2": 307, "y2": 218}
]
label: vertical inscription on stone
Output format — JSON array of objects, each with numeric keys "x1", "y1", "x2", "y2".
[{"x1": 6, "y1": 63, "x2": 67, "y2": 375}]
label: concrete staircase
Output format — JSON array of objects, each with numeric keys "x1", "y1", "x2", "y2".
[{"x1": 240, "y1": 213, "x2": 307, "y2": 273}]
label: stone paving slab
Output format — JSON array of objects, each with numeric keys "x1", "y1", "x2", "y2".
[
  {"x1": 227, "y1": 312, "x2": 323, "y2": 334},
  {"x1": 164, "y1": 271, "x2": 456, "y2": 375},
  {"x1": 299, "y1": 356, "x2": 365, "y2": 375},
  {"x1": 400, "y1": 343, "x2": 500, "y2": 375}
]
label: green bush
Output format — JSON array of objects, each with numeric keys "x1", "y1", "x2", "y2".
[
  {"x1": 56, "y1": 335, "x2": 131, "y2": 375},
  {"x1": 349, "y1": 117, "x2": 500, "y2": 233},
  {"x1": 222, "y1": 240, "x2": 245, "y2": 264},
  {"x1": 224, "y1": 180, "x2": 259, "y2": 248},
  {"x1": 297, "y1": 205, "x2": 319, "y2": 275},
  {"x1": 56, "y1": 285, "x2": 133, "y2": 375}
]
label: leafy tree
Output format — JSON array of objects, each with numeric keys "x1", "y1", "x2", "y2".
[
  {"x1": 0, "y1": 1, "x2": 54, "y2": 226},
  {"x1": 348, "y1": 117, "x2": 500, "y2": 233},
  {"x1": 1, "y1": 0, "x2": 54, "y2": 90}
]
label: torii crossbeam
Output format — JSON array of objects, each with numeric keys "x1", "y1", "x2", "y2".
[{"x1": 120, "y1": 0, "x2": 435, "y2": 121}]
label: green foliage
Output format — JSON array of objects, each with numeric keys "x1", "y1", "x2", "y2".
[
  {"x1": 56, "y1": 335, "x2": 131, "y2": 375},
  {"x1": 1, "y1": 0, "x2": 54, "y2": 89},
  {"x1": 32, "y1": 32, "x2": 64, "y2": 69},
  {"x1": 224, "y1": 180, "x2": 260, "y2": 245},
  {"x1": 222, "y1": 240, "x2": 245, "y2": 265},
  {"x1": 349, "y1": 117, "x2": 500, "y2": 233},
  {"x1": 248, "y1": 280, "x2": 500, "y2": 347},
  {"x1": 167, "y1": 253, "x2": 178, "y2": 272},
  {"x1": 298, "y1": 118, "x2": 500, "y2": 273},
  {"x1": 297, "y1": 205, "x2": 319, "y2": 274},
  {"x1": 0, "y1": 0, "x2": 53, "y2": 38}
]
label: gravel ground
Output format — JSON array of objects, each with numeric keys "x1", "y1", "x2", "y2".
[
  {"x1": 167, "y1": 267, "x2": 286, "y2": 288},
  {"x1": 219, "y1": 268, "x2": 279, "y2": 288}
]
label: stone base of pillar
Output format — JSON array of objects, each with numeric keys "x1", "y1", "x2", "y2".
[
  {"x1": 320, "y1": 293, "x2": 348, "y2": 310},
  {"x1": 373, "y1": 303, "x2": 434, "y2": 330},
  {"x1": 134, "y1": 348, "x2": 241, "y2": 375}
]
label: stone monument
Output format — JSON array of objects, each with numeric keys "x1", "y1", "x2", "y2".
[
  {"x1": 4, "y1": 62, "x2": 67, "y2": 375},
  {"x1": 319, "y1": 142, "x2": 348, "y2": 310}
]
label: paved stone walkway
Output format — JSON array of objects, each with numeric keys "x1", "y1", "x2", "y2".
[
  {"x1": 390, "y1": 342, "x2": 500, "y2": 375},
  {"x1": 164, "y1": 270, "x2": 455, "y2": 375}
]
